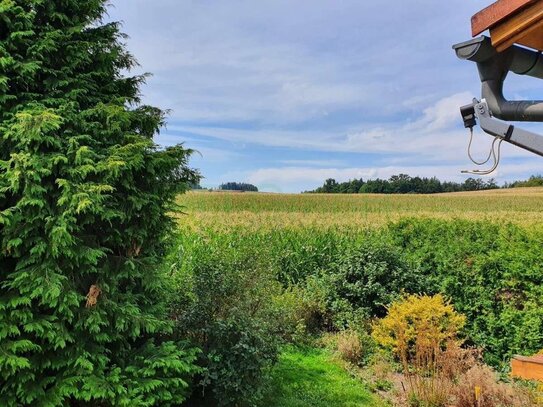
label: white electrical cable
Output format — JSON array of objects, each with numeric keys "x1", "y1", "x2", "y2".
[
  {"x1": 461, "y1": 135, "x2": 503, "y2": 175},
  {"x1": 467, "y1": 127, "x2": 496, "y2": 166}
]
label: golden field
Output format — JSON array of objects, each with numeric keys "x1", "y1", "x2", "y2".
[{"x1": 176, "y1": 187, "x2": 543, "y2": 231}]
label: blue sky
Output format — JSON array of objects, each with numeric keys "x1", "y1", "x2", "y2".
[{"x1": 108, "y1": 0, "x2": 543, "y2": 192}]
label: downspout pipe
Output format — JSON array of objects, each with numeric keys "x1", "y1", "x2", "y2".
[{"x1": 453, "y1": 36, "x2": 543, "y2": 122}]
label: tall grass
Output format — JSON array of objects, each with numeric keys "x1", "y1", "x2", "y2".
[{"x1": 177, "y1": 188, "x2": 543, "y2": 231}]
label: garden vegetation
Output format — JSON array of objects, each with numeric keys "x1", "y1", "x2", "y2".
[
  {"x1": 174, "y1": 191, "x2": 543, "y2": 405},
  {"x1": 2, "y1": 1, "x2": 543, "y2": 406}
]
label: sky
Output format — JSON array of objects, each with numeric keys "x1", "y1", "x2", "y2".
[{"x1": 107, "y1": 0, "x2": 543, "y2": 192}]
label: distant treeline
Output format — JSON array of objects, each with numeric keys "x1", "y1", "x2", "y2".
[
  {"x1": 190, "y1": 175, "x2": 543, "y2": 194},
  {"x1": 189, "y1": 182, "x2": 204, "y2": 190},
  {"x1": 219, "y1": 182, "x2": 259, "y2": 192},
  {"x1": 305, "y1": 174, "x2": 503, "y2": 194},
  {"x1": 504, "y1": 175, "x2": 543, "y2": 188}
]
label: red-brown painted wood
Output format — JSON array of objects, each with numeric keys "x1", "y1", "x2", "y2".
[{"x1": 472, "y1": 0, "x2": 537, "y2": 36}]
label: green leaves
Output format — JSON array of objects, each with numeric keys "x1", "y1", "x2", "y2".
[
  {"x1": 0, "y1": 1, "x2": 199, "y2": 405},
  {"x1": 389, "y1": 219, "x2": 543, "y2": 368}
]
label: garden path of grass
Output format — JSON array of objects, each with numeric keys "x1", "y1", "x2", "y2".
[{"x1": 262, "y1": 347, "x2": 387, "y2": 407}]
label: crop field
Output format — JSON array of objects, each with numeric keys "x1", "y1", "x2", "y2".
[
  {"x1": 177, "y1": 187, "x2": 543, "y2": 231},
  {"x1": 172, "y1": 188, "x2": 543, "y2": 405}
]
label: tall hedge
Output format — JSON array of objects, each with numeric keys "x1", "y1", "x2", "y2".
[{"x1": 0, "y1": 1, "x2": 199, "y2": 405}]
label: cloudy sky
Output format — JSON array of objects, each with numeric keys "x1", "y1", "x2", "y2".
[{"x1": 108, "y1": 1, "x2": 543, "y2": 192}]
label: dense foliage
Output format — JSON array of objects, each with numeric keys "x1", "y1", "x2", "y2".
[
  {"x1": 319, "y1": 241, "x2": 424, "y2": 328},
  {"x1": 390, "y1": 219, "x2": 543, "y2": 367},
  {"x1": 372, "y1": 294, "x2": 465, "y2": 359},
  {"x1": 307, "y1": 174, "x2": 499, "y2": 194},
  {"x1": 219, "y1": 182, "x2": 258, "y2": 192},
  {"x1": 176, "y1": 217, "x2": 543, "y2": 370},
  {"x1": 0, "y1": 2, "x2": 199, "y2": 405},
  {"x1": 372, "y1": 295, "x2": 532, "y2": 406},
  {"x1": 171, "y1": 237, "x2": 286, "y2": 406}
]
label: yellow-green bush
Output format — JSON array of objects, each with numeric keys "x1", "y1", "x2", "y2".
[
  {"x1": 373, "y1": 294, "x2": 467, "y2": 407},
  {"x1": 372, "y1": 294, "x2": 465, "y2": 362}
]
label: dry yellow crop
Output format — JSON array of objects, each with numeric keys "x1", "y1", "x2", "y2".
[{"x1": 176, "y1": 187, "x2": 543, "y2": 231}]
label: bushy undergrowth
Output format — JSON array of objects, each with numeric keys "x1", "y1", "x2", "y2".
[
  {"x1": 372, "y1": 294, "x2": 535, "y2": 407},
  {"x1": 373, "y1": 294, "x2": 467, "y2": 405},
  {"x1": 321, "y1": 241, "x2": 424, "y2": 326},
  {"x1": 389, "y1": 219, "x2": 543, "y2": 366},
  {"x1": 176, "y1": 219, "x2": 543, "y2": 371},
  {"x1": 167, "y1": 218, "x2": 543, "y2": 405},
  {"x1": 169, "y1": 235, "x2": 305, "y2": 406}
]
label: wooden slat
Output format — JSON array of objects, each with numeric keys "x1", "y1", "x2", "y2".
[
  {"x1": 511, "y1": 356, "x2": 543, "y2": 381},
  {"x1": 514, "y1": 20, "x2": 543, "y2": 50},
  {"x1": 472, "y1": 0, "x2": 537, "y2": 36},
  {"x1": 489, "y1": 1, "x2": 543, "y2": 51},
  {"x1": 514, "y1": 355, "x2": 543, "y2": 363}
]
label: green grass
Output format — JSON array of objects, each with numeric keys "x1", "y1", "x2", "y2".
[{"x1": 262, "y1": 347, "x2": 386, "y2": 407}]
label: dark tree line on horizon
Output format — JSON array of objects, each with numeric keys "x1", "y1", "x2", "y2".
[
  {"x1": 504, "y1": 175, "x2": 543, "y2": 188},
  {"x1": 219, "y1": 182, "x2": 259, "y2": 192},
  {"x1": 305, "y1": 173, "x2": 543, "y2": 194}
]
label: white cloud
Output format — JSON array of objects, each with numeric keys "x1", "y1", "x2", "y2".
[
  {"x1": 410, "y1": 92, "x2": 474, "y2": 132},
  {"x1": 109, "y1": 0, "x2": 493, "y2": 125},
  {"x1": 106, "y1": 0, "x2": 543, "y2": 192},
  {"x1": 279, "y1": 159, "x2": 346, "y2": 167},
  {"x1": 165, "y1": 93, "x2": 492, "y2": 159},
  {"x1": 168, "y1": 91, "x2": 539, "y2": 166}
]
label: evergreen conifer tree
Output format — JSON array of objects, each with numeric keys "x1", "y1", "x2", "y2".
[{"x1": 0, "y1": 1, "x2": 199, "y2": 405}]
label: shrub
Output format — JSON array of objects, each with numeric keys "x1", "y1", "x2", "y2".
[
  {"x1": 389, "y1": 219, "x2": 543, "y2": 367},
  {"x1": 322, "y1": 241, "x2": 424, "y2": 329},
  {"x1": 171, "y1": 241, "x2": 282, "y2": 406},
  {"x1": 373, "y1": 294, "x2": 467, "y2": 407},
  {"x1": 320, "y1": 329, "x2": 366, "y2": 365},
  {"x1": 373, "y1": 294, "x2": 465, "y2": 364},
  {"x1": 270, "y1": 284, "x2": 326, "y2": 343},
  {"x1": 0, "y1": 2, "x2": 199, "y2": 405},
  {"x1": 335, "y1": 330, "x2": 364, "y2": 365}
]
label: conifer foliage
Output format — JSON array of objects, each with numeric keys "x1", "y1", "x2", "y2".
[{"x1": 0, "y1": 1, "x2": 199, "y2": 405}]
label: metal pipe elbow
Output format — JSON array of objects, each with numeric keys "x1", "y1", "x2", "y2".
[
  {"x1": 454, "y1": 36, "x2": 543, "y2": 122},
  {"x1": 482, "y1": 80, "x2": 543, "y2": 121}
]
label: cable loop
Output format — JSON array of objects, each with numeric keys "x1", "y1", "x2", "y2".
[
  {"x1": 467, "y1": 127, "x2": 494, "y2": 166},
  {"x1": 462, "y1": 127, "x2": 503, "y2": 175}
]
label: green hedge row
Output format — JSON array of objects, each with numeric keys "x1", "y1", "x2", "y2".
[{"x1": 171, "y1": 219, "x2": 543, "y2": 406}]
